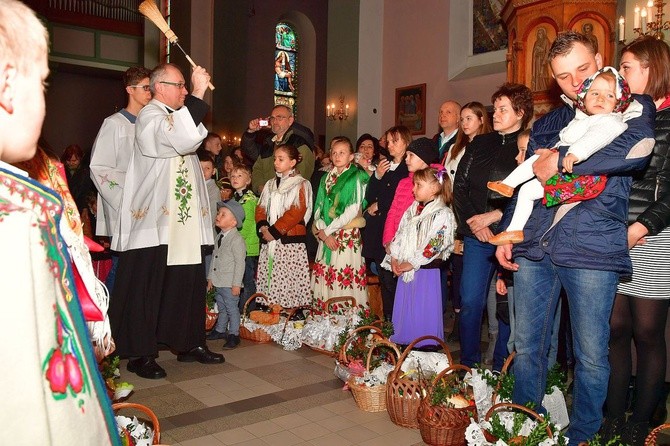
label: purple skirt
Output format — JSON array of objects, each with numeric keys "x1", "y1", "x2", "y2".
[{"x1": 389, "y1": 268, "x2": 443, "y2": 347}]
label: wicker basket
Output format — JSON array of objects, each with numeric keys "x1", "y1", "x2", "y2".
[
  {"x1": 113, "y1": 402, "x2": 161, "y2": 445},
  {"x1": 645, "y1": 422, "x2": 670, "y2": 445},
  {"x1": 386, "y1": 335, "x2": 453, "y2": 429},
  {"x1": 348, "y1": 339, "x2": 400, "y2": 412},
  {"x1": 416, "y1": 364, "x2": 475, "y2": 446},
  {"x1": 239, "y1": 292, "x2": 302, "y2": 344},
  {"x1": 481, "y1": 402, "x2": 553, "y2": 444},
  {"x1": 239, "y1": 293, "x2": 274, "y2": 343},
  {"x1": 305, "y1": 296, "x2": 357, "y2": 356},
  {"x1": 205, "y1": 308, "x2": 218, "y2": 331},
  {"x1": 335, "y1": 323, "x2": 388, "y2": 381}
]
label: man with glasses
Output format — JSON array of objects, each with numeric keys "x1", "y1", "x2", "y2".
[
  {"x1": 90, "y1": 66, "x2": 152, "y2": 294},
  {"x1": 110, "y1": 63, "x2": 223, "y2": 380},
  {"x1": 242, "y1": 104, "x2": 315, "y2": 193}
]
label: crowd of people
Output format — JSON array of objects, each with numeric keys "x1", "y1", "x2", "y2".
[{"x1": 2, "y1": 1, "x2": 668, "y2": 443}]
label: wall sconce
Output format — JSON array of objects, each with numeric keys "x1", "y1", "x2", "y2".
[
  {"x1": 326, "y1": 96, "x2": 349, "y2": 121},
  {"x1": 619, "y1": 0, "x2": 670, "y2": 42}
]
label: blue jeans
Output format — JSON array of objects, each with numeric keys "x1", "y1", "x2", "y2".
[
  {"x1": 513, "y1": 256, "x2": 617, "y2": 445},
  {"x1": 214, "y1": 287, "x2": 241, "y2": 336},
  {"x1": 239, "y1": 256, "x2": 258, "y2": 313},
  {"x1": 459, "y1": 236, "x2": 497, "y2": 367},
  {"x1": 105, "y1": 252, "x2": 119, "y2": 294}
]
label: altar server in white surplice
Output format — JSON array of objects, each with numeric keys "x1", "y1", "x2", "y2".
[
  {"x1": 110, "y1": 63, "x2": 223, "y2": 381},
  {"x1": 90, "y1": 66, "x2": 152, "y2": 293}
]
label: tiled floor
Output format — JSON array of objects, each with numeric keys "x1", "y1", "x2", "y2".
[
  {"x1": 115, "y1": 318, "x2": 670, "y2": 446},
  {"x1": 118, "y1": 340, "x2": 445, "y2": 445}
]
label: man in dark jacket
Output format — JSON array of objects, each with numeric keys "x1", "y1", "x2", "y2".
[
  {"x1": 495, "y1": 31, "x2": 655, "y2": 445},
  {"x1": 241, "y1": 105, "x2": 315, "y2": 194}
]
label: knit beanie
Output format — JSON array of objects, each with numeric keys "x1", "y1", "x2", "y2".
[
  {"x1": 406, "y1": 137, "x2": 439, "y2": 165},
  {"x1": 576, "y1": 66, "x2": 632, "y2": 114}
]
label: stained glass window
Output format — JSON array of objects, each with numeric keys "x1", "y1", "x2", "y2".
[{"x1": 274, "y1": 22, "x2": 297, "y2": 116}]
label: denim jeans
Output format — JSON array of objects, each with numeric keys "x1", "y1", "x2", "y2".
[
  {"x1": 239, "y1": 256, "x2": 258, "y2": 313},
  {"x1": 105, "y1": 252, "x2": 119, "y2": 294},
  {"x1": 513, "y1": 256, "x2": 617, "y2": 445},
  {"x1": 459, "y1": 236, "x2": 498, "y2": 367},
  {"x1": 506, "y1": 283, "x2": 561, "y2": 369},
  {"x1": 214, "y1": 287, "x2": 241, "y2": 336}
]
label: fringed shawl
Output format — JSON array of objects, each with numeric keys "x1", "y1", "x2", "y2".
[
  {"x1": 258, "y1": 171, "x2": 313, "y2": 226},
  {"x1": 382, "y1": 198, "x2": 455, "y2": 283}
]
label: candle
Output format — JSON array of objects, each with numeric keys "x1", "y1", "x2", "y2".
[
  {"x1": 641, "y1": 7, "x2": 648, "y2": 32},
  {"x1": 634, "y1": 5, "x2": 641, "y2": 29},
  {"x1": 648, "y1": 0, "x2": 655, "y2": 25},
  {"x1": 345, "y1": 104, "x2": 349, "y2": 117},
  {"x1": 326, "y1": 105, "x2": 330, "y2": 117},
  {"x1": 619, "y1": 16, "x2": 625, "y2": 41}
]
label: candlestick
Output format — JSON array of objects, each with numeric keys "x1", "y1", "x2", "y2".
[{"x1": 635, "y1": 5, "x2": 641, "y2": 29}]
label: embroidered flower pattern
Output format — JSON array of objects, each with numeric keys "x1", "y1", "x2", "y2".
[
  {"x1": 131, "y1": 206, "x2": 149, "y2": 220},
  {"x1": 174, "y1": 157, "x2": 192, "y2": 224},
  {"x1": 44, "y1": 305, "x2": 91, "y2": 402},
  {"x1": 313, "y1": 261, "x2": 367, "y2": 292},
  {"x1": 543, "y1": 172, "x2": 607, "y2": 207},
  {"x1": 423, "y1": 229, "x2": 445, "y2": 259},
  {"x1": 98, "y1": 174, "x2": 118, "y2": 189}
]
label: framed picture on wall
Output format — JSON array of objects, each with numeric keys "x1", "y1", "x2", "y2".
[{"x1": 395, "y1": 83, "x2": 426, "y2": 135}]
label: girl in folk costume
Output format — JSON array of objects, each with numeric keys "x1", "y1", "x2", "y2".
[
  {"x1": 256, "y1": 144, "x2": 313, "y2": 307},
  {"x1": 382, "y1": 166, "x2": 455, "y2": 347},
  {"x1": 312, "y1": 137, "x2": 370, "y2": 308}
]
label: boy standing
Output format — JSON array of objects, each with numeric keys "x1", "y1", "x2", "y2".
[
  {"x1": 199, "y1": 152, "x2": 219, "y2": 276},
  {"x1": 208, "y1": 200, "x2": 247, "y2": 349},
  {"x1": 230, "y1": 164, "x2": 260, "y2": 312}
]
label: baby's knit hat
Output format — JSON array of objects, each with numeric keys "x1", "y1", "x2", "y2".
[{"x1": 576, "y1": 66, "x2": 632, "y2": 114}]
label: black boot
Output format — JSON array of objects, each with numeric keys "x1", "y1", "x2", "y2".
[
  {"x1": 621, "y1": 421, "x2": 649, "y2": 446},
  {"x1": 447, "y1": 312, "x2": 460, "y2": 342},
  {"x1": 598, "y1": 416, "x2": 625, "y2": 443}
]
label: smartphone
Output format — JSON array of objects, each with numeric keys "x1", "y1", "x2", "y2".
[{"x1": 258, "y1": 119, "x2": 269, "y2": 127}]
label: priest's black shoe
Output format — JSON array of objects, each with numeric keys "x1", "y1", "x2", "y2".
[
  {"x1": 127, "y1": 357, "x2": 166, "y2": 379},
  {"x1": 177, "y1": 346, "x2": 225, "y2": 364}
]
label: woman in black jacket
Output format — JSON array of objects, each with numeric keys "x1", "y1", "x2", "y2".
[
  {"x1": 362, "y1": 126, "x2": 411, "y2": 321},
  {"x1": 604, "y1": 36, "x2": 670, "y2": 445},
  {"x1": 453, "y1": 83, "x2": 534, "y2": 368}
]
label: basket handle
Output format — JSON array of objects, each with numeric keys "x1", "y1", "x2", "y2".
[
  {"x1": 365, "y1": 338, "x2": 401, "y2": 371},
  {"x1": 645, "y1": 422, "x2": 670, "y2": 445},
  {"x1": 484, "y1": 402, "x2": 552, "y2": 440},
  {"x1": 326, "y1": 296, "x2": 357, "y2": 313},
  {"x1": 392, "y1": 335, "x2": 454, "y2": 373},
  {"x1": 431, "y1": 363, "x2": 472, "y2": 387},
  {"x1": 113, "y1": 402, "x2": 161, "y2": 445},
  {"x1": 338, "y1": 325, "x2": 387, "y2": 364},
  {"x1": 491, "y1": 351, "x2": 516, "y2": 403},
  {"x1": 241, "y1": 292, "x2": 268, "y2": 320}
]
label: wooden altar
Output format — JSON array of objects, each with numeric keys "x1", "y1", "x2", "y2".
[{"x1": 501, "y1": 0, "x2": 618, "y2": 115}]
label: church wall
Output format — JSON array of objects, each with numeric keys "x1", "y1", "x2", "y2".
[{"x1": 381, "y1": 1, "x2": 506, "y2": 137}]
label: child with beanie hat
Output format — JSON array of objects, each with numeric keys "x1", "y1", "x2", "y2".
[
  {"x1": 488, "y1": 66, "x2": 642, "y2": 245},
  {"x1": 383, "y1": 137, "x2": 441, "y2": 247}
]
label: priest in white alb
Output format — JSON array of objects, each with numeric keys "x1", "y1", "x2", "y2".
[{"x1": 110, "y1": 63, "x2": 223, "y2": 380}]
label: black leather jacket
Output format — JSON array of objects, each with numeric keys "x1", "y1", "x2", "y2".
[
  {"x1": 627, "y1": 105, "x2": 670, "y2": 235},
  {"x1": 453, "y1": 129, "x2": 521, "y2": 237}
]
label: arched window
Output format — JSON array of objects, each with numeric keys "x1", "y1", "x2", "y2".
[{"x1": 274, "y1": 22, "x2": 297, "y2": 116}]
